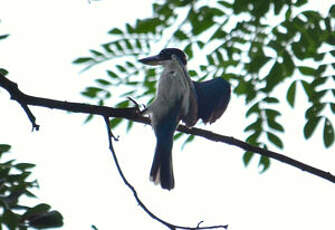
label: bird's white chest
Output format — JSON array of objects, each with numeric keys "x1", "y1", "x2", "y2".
[
  {"x1": 146, "y1": 62, "x2": 195, "y2": 128},
  {"x1": 156, "y1": 69, "x2": 186, "y2": 104}
]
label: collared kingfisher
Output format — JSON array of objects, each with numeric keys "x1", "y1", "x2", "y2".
[{"x1": 139, "y1": 48, "x2": 231, "y2": 190}]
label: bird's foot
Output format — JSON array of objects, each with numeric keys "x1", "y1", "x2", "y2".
[{"x1": 127, "y1": 96, "x2": 147, "y2": 115}]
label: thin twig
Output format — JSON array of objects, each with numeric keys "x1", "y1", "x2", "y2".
[
  {"x1": 103, "y1": 116, "x2": 116, "y2": 152},
  {"x1": 103, "y1": 116, "x2": 227, "y2": 229},
  {"x1": 18, "y1": 102, "x2": 39, "y2": 131}
]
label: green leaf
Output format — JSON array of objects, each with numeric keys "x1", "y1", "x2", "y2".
[
  {"x1": 316, "y1": 64, "x2": 327, "y2": 76},
  {"x1": 311, "y1": 76, "x2": 327, "y2": 87},
  {"x1": 146, "y1": 68, "x2": 156, "y2": 78},
  {"x1": 218, "y1": 1, "x2": 233, "y2": 9},
  {"x1": 209, "y1": 26, "x2": 227, "y2": 41},
  {"x1": 125, "y1": 61, "x2": 135, "y2": 68},
  {"x1": 126, "y1": 23, "x2": 134, "y2": 34},
  {"x1": 126, "y1": 121, "x2": 133, "y2": 132},
  {"x1": 135, "y1": 18, "x2": 163, "y2": 34},
  {"x1": 102, "y1": 43, "x2": 114, "y2": 54},
  {"x1": 265, "y1": 109, "x2": 281, "y2": 119},
  {"x1": 14, "y1": 163, "x2": 36, "y2": 171},
  {"x1": 73, "y1": 57, "x2": 94, "y2": 64},
  {"x1": 234, "y1": 79, "x2": 256, "y2": 101},
  {"x1": 114, "y1": 41, "x2": 123, "y2": 52},
  {"x1": 135, "y1": 39, "x2": 142, "y2": 49},
  {"x1": 95, "y1": 79, "x2": 111, "y2": 86},
  {"x1": 246, "y1": 102, "x2": 260, "y2": 117},
  {"x1": 329, "y1": 4, "x2": 335, "y2": 17},
  {"x1": 3, "y1": 210, "x2": 20, "y2": 230},
  {"x1": 266, "y1": 132, "x2": 283, "y2": 149},
  {"x1": 243, "y1": 151, "x2": 254, "y2": 166},
  {"x1": 200, "y1": 65, "x2": 207, "y2": 71},
  {"x1": 0, "y1": 34, "x2": 9, "y2": 40},
  {"x1": 331, "y1": 89, "x2": 335, "y2": 97},
  {"x1": 0, "y1": 144, "x2": 11, "y2": 153},
  {"x1": 286, "y1": 81, "x2": 296, "y2": 107},
  {"x1": 116, "y1": 100, "x2": 129, "y2": 108},
  {"x1": 81, "y1": 87, "x2": 103, "y2": 98},
  {"x1": 190, "y1": 7, "x2": 216, "y2": 35},
  {"x1": 263, "y1": 97, "x2": 279, "y2": 103},
  {"x1": 314, "y1": 89, "x2": 327, "y2": 100},
  {"x1": 303, "y1": 116, "x2": 322, "y2": 139},
  {"x1": 300, "y1": 80, "x2": 313, "y2": 100},
  {"x1": 109, "y1": 118, "x2": 122, "y2": 129},
  {"x1": 28, "y1": 210, "x2": 63, "y2": 228},
  {"x1": 84, "y1": 114, "x2": 94, "y2": 124},
  {"x1": 330, "y1": 103, "x2": 335, "y2": 113},
  {"x1": 174, "y1": 30, "x2": 188, "y2": 41},
  {"x1": 124, "y1": 39, "x2": 133, "y2": 50},
  {"x1": 23, "y1": 203, "x2": 51, "y2": 219},
  {"x1": 323, "y1": 118, "x2": 334, "y2": 147},
  {"x1": 108, "y1": 28, "x2": 123, "y2": 34},
  {"x1": 206, "y1": 54, "x2": 215, "y2": 65},
  {"x1": 188, "y1": 70, "x2": 198, "y2": 77},
  {"x1": 305, "y1": 103, "x2": 325, "y2": 119},
  {"x1": 314, "y1": 52, "x2": 326, "y2": 62},
  {"x1": 120, "y1": 90, "x2": 136, "y2": 97},
  {"x1": 107, "y1": 70, "x2": 119, "y2": 79},
  {"x1": 267, "y1": 119, "x2": 284, "y2": 132},
  {"x1": 244, "y1": 118, "x2": 262, "y2": 132},
  {"x1": 298, "y1": 66, "x2": 316, "y2": 76},
  {"x1": 263, "y1": 62, "x2": 283, "y2": 92},
  {"x1": 104, "y1": 91, "x2": 111, "y2": 100},
  {"x1": 215, "y1": 50, "x2": 224, "y2": 65},
  {"x1": 126, "y1": 81, "x2": 140, "y2": 86},
  {"x1": 184, "y1": 43, "x2": 193, "y2": 59},
  {"x1": 0, "y1": 68, "x2": 9, "y2": 76},
  {"x1": 258, "y1": 156, "x2": 270, "y2": 173},
  {"x1": 246, "y1": 130, "x2": 261, "y2": 144},
  {"x1": 285, "y1": 7, "x2": 292, "y2": 19},
  {"x1": 291, "y1": 42, "x2": 304, "y2": 60},
  {"x1": 182, "y1": 135, "x2": 194, "y2": 149},
  {"x1": 116, "y1": 64, "x2": 127, "y2": 73},
  {"x1": 274, "y1": 0, "x2": 285, "y2": 15},
  {"x1": 295, "y1": 0, "x2": 307, "y2": 6},
  {"x1": 90, "y1": 49, "x2": 104, "y2": 57},
  {"x1": 173, "y1": 132, "x2": 183, "y2": 140},
  {"x1": 197, "y1": 41, "x2": 205, "y2": 49}
]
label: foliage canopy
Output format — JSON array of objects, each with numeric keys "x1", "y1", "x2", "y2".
[
  {"x1": 0, "y1": 144, "x2": 63, "y2": 230},
  {"x1": 75, "y1": 0, "x2": 335, "y2": 171}
]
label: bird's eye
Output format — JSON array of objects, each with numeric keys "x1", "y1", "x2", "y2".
[{"x1": 160, "y1": 50, "x2": 167, "y2": 56}]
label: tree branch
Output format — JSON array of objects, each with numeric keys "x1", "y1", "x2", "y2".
[{"x1": 1, "y1": 73, "x2": 335, "y2": 188}]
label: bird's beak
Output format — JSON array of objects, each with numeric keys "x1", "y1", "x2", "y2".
[{"x1": 138, "y1": 55, "x2": 163, "y2": 66}]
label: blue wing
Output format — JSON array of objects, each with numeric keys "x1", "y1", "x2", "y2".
[{"x1": 193, "y1": 78, "x2": 231, "y2": 124}]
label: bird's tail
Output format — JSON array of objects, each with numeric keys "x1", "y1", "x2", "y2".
[{"x1": 150, "y1": 132, "x2": 175, "y2": 190}]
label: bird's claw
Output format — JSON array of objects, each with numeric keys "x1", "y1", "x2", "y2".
[{"x1": 127, "y1": 96, "x2": 147, "y2": 115}]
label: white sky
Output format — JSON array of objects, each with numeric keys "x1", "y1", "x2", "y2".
[{"x1": 0, "y1": 0, "x2": 335, "y2": 230}]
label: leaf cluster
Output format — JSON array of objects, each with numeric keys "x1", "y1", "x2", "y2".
[{"x1": 0, "y1": 144, "x2": 63, "y2": 230}]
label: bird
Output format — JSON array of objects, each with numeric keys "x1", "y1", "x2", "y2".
[{"x1": 138, "y1": 48, "x2": 231, "y2": 190}]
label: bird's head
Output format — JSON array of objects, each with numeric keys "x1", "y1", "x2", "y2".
[{"x1": 139, "y1": 48, "x2": 187, "y2": 67}]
